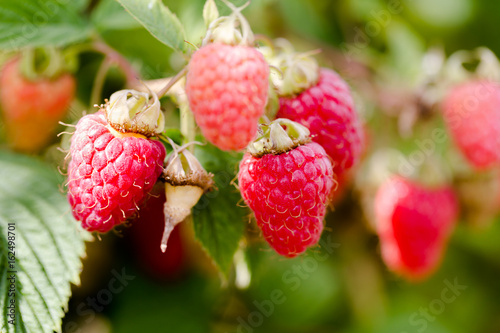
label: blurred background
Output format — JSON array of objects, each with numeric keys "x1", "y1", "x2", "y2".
[{"x1": 2, "y1": 0, "x2": 500, "y2": 332}]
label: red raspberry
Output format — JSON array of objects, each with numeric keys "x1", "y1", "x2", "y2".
[
  {"x1": 442, "y1": 80, "x2": 500, "y2": 169},
  {"x1": 67, "y1": 112, "x2": 165, "y2": 232},
  {"x1": 185, "y1": 43, "x2": 269, "y2": 151},
  {"x1": 238, "y1": 142, "x2": 334, "y2": 257},
  {"x1": 276, "y1": 68, "x2": 363, "y2": 178},
  {"x1": 0, "y1": 57, "x2": 75, "y2": 152},
  {"x1": 374, "y1": 176, "x2": 458, "y2": 280}
]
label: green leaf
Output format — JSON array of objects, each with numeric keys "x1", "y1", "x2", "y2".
[
  {"x1": 92, "y1": 0, "x2": 141, "y2": 32},
  {"x1": 115, "y1": 0, "x2": 187, "y2": 52},
  {"x1": 162, "y1": 128, "x2": 183, "y2": 145},
  {"x1": 191, "y1": 144, "x2": 246, "y2": 276},
  {"x1": 98, "y1": 28, "x2": 175, "y2": 81},
  {"x1": 112, "y1": 272, "x2": 215, "y2": 333},
  {"x1": 0, "y1": 151, "x2": 89, "y2": 333},
  {"x1": 0, "y1": 0, "x2": 92, "y2": 50},
  {"x1": 278, "y1": 0, "x2": 341, "y2": 44}
]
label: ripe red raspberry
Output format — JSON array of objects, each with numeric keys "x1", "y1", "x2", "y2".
[
  {"x1": 238, "y1": 120, "x2": 334, "y2": 257},
  {"x1": 442, "y1": 80, "x2": 500, "y2": 169},
  {"x1": 67, "y1": 112, "x2": 165, "y2": 232},
  {"x1": 276, "y1": 68, "x2": 363, "y2": 178},
  {"x1": 374, "y1": 176, "x2": 458, "y2": 280},
  {"x1": 67, "y1": 90, "x2": 166, "y2": 232},
  {"x1": 0, "y1": 57, "x2": 75, "y2": 152},
  {"x1": 185, "y1": 43, "x2": 269, "y2": 151}
]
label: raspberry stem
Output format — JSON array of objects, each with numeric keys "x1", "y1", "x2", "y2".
[
  {"x1": 180, "y1": 102, "x2": 196, "y2": 150},
  {"x1": 136, "y1": 68, "x2": 195, "y2": 147},
  {"x1": 93, "y1": 41, "x2": 140, "y2": 87},
  {"x1": 155, "y1": 66, "x2": 195, "y2": 149},
  {"x1": 157, "y1": 66, "x2": 188, "y2": 98},
  {"x1": 90, "y1": 58, "x2": 112, "y2": 107}
]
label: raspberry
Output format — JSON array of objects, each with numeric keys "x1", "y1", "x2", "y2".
[
  {"x1": 0, "y1": 57, "x2": 75, "y2": 152},
  {"x1": 67, "y1": 89, "x2": 166, "y2": 232},
  {"x1": 442, "y1": 80, "x2": 500, "y2": 169},
  {"x1": 374, "y1": 176, "x2": 458, "y2": 280},
  {"x1": 238, "y1": 120, "x2": 334, "y2": 257},
  {"x1": 185, "y1": 43, "x2": 269, "y2": 151},
  {"x1": 67, "y1": 112, "x2": 165, "y2": 232},
  {"x1": 276, "y1": 68, "x2": 363, "y2": 178}
]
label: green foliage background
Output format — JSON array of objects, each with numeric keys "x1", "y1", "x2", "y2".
[{"x1": 1, "y1": 0, "x2": 500, "y2": 332}]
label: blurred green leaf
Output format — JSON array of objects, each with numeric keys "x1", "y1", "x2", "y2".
[
  {"x1": 246, "y1": 244, "x2": 344, "y2": 331},
  {"x1": 191, "y1": 144, "x2": 245, "y2": 276},
  {"x1": 92, "y1": 0, "x2": 141, "y2": 32},
  {"x1": 99, "y1": 28, "x2": 175, "y2": 79},
  {"x1": 0, "y1": 0, "x2": 91, "y2": 50},
  {"x1": 385, "y1": 19, "x2": 425, "y2": 80},
  {"x1": 346, "y1": 0, "x2": 385, "y2": 20},
  {"x1": 278, "y1": 0, "x2": 341, "y2": 44},
  {"x1": 112, "y1": 272, "x2": 214, "y2": 333},
  {"x1": 405, "y1": 0, "x2": 473, "y2": 28},
  {"x1": 161, "y1": 128, "x2": 183, "y2": 145},
  {"x1": 115, "y1": 0, "x2": 187, "y2": 53},
  {"x1": 0, "y1": 151, "x2": 89, "y2": 333}
]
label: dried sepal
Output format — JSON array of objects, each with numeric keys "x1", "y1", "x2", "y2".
[
  {"x1": 247, "y1": 118, "x2": 311, "y2": 157},
  {"x1": 160, "y1": 140, "x2": 214, "y2": 252},
  {"x1": 104, "y1": 88, "x2": 165, "y2": 137}
]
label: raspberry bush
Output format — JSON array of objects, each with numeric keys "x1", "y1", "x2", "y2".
[{"x1": 1, "y1": 1, "x2": 500, "y2": 333}]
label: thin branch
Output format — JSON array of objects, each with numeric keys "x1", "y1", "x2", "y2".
[
  {"x1": 90, "y1": 59, "x2": 112, "y2": 107},
  {"x1": 156, "y1": 66, "x2": 188, "y2": 98},
  {"x1": 93, "y1": 41, "x2": 140, "y2": 87}
]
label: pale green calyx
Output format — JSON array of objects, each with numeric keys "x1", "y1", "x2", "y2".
[
  {"x1": 269, "y1": 50, "x2": 320, "y2": 97},
  {"x1": 202, "y1": 0, "x2": 254, "y2": 46},
  {"x1": 444, "y1": 47, "x2": 500, "y2": 84},
  {"x1": 105, "y1": 89, "x2": 165, "y2": 137},
  {"x1": 261, "y1": 38, "x2": 320, "y2": 96},
  {"x1": 203, "y1": 0, "x2": 219, "y2": 29},
  {"x1": 248, "y1": 118, "x2": 311, "y2": 157}
]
